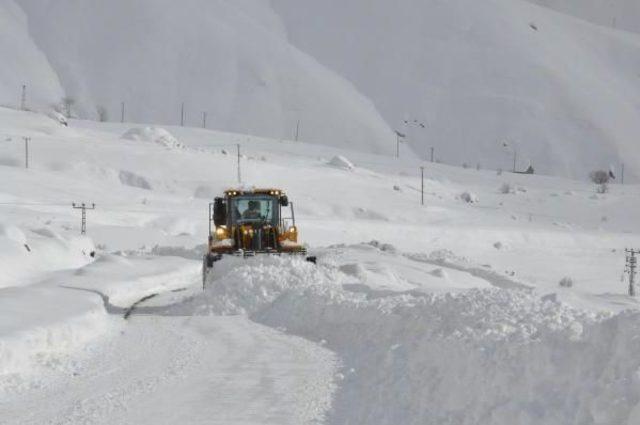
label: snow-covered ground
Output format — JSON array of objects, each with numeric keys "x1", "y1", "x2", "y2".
[{"x1": 2, "y1": 107, "x2": 640, "y2": 423}]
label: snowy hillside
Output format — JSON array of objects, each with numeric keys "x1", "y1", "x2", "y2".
[
  {"x1": 0, "y1": 1, "x2": 63, "y2": 110},
  {"x1": 5, "y1": 0, "x2": 395, "y2": 154},
  {"x1": 528, "y1": 0, "x2": 640, "y2": 33},
  {"x1": 3, "y1": 108, "x2": 640, "y2": 423},
  {"x1": 7, "y1": 0, "x2": 640, "y2": 176},
  {"x1": 271, "y1": 0, "x2": 640, "y2": 179}
]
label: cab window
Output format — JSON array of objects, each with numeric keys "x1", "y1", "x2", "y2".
[{"x1": 231, "y1": 197, "x2": 278, "y2": 225}]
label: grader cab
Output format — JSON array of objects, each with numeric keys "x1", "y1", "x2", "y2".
[{"x1": 202, "y1": 188, "x2": 314, "y2": 286}]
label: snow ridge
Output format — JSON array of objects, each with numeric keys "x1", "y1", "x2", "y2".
[{"x1": 198, "y1": 255, "x2": 640, "y2": 425}]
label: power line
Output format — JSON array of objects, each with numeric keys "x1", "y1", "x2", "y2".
[
  {"x1": 72, "y1": 203, "x2": 96, "y2": 235},
  {"x1": 625, "y1": 249, "x2": 639, "y2": 296}
]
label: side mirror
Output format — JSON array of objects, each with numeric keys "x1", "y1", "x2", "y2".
[
  {"x1": 279, "y1": 195, "x2": 289, "y2": 207},
  {"x1": 213, "y1": 197, "x2": 227, "y2": 226}
]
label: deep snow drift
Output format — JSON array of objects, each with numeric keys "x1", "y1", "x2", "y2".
[{"x1": 199, "y1": 253, "x2": 640, "y2": 425}]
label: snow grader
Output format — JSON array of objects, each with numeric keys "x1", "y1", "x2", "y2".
[{"x1": 202, "y1": 188, "x2": 315, "y2": 287}]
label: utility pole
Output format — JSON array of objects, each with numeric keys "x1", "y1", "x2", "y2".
[
  {"x1": 237, "y1": 144, "x2": 241, "y2": 184},
  {"x1": 420, "y1": 166, "x2": 425, "y2": 206},
  {"x1": 512, "y1": 149, "x2": 517, "y2": 173},
  {"x1": 202, "y1": 112, "x2": 207, "y2": 129},
  {"x1": 395, "y1": 130, "x2": 406, "y2": 158},
  {"x1": 295, "y1": 120, "x2": 300, "y2": 142},
  {"x1": 625, "y1": 249, "x2": 639, "y2": 296},
  {"x1": 121, "y1": 102, "x2": 125, "y2": 123},
  {"x1": 430, "y1": 147, "x2": 435, "y2": 163},
  {"x1": 23, "y1": 137, "x2": 30, "y2": 169},
  {"x1": 20, "y1": 85, "x2": 27, "y2": 111},
  {"x1": 181, "y1": 103, "x2": 185, "y2": 126},
  {"x1": 72, "y1": 203, "x2": 96, "y2": 235}
]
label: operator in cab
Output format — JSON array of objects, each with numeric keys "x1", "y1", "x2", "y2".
[{"x1": 241, "y1": 200, "x2": 262, "y2": 220}]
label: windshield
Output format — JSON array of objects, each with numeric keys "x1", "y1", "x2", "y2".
[{"x1": 231, "y1": 196, "x2": 278, "y2": 226}]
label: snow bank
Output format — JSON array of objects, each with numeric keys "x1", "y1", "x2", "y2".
[
  {"x1": 121, "y1": 127, "x2": 184, "y2": 150},
  {"x1": 74, "y1": 255, "x2": 200, "y2": 307},
  {"x1": 0, "y1": 224, "x2": 103, "y2": 377},
  {"x1": 0, "y1": 255, "x2": 199, "y2": 379},
  {"x1": 195, "y1": 255, "x2": 640, "y2": 425},
  {"x1": 47, "y1": 161, "x2": 154, "y2": 192},
  {"x1": 459, "y1": 191, "x2": 479, "y2": 204},
  {"x1": 327, "y1": 155, "x2": 355, "y2": 171},
  {"x1": 0, "y1": 288, "x2": 111, "y2": 377},
  {"x1": 0, "y1": 223, "x2": 95, "y2": 289}
]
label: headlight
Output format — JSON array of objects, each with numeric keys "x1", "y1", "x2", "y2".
[
  {"x1": 287, "y1": 226, "x2": 298, "y2": 242},
  {"x1": 215, "y1": 226, "x2": 228, "y2": 240}
]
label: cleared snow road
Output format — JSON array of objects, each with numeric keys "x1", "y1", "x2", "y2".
[{"x1": 3, "y1": 312, "x2": 336, "y2": 425}]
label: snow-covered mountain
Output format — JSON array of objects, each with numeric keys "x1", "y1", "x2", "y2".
[
  {"x1": 0, "y1": 1, "x2": 63, "y2": 110},
  {"x1": 3, "y1": 0, "x2": 640, "y2": 177},
  {"x1": 527, "y1": 0, "x2": 640, "y2": 33},
  {"x1": 3, "y1": 0, "x2": 395, "y2": 154},
  {"x1": 271, "y1": 0, "x2": 640, "y2": 179}
]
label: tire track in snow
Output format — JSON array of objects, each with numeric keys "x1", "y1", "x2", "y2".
[
  {"x1": 4, "y1": 314, "x2": 336, "y2": 425},
  {"x1": 403, "y1": 252, "x2": 532, "y2": 291}
]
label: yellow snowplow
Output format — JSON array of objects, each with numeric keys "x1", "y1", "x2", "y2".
[{"x1": 202, "y1": 188, "x2": 315, "y2": 286}]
